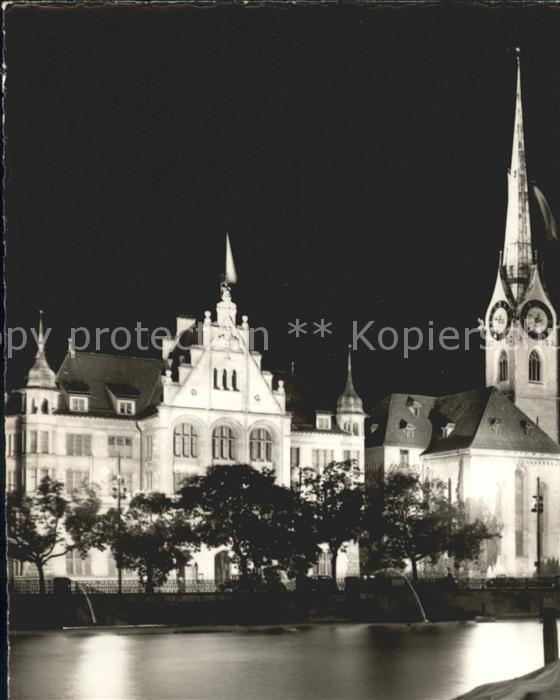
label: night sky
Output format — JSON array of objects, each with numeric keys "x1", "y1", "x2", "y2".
[{"x1": 5, "y1": 3, "x2": 560, "y2": 411}]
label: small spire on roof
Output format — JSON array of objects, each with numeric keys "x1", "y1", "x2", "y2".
[
  {"x1": 337, "y1": 346, "x2": 364, "y2": 415},
  {"x1": 26, "y1": 310, "x2": 56, "y2": 389}
]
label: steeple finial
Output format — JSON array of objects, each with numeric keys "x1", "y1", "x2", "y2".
[
  {"x1": 337, "y1": 346, "x2": 364, "y2": 415},
  {"x1": 503, "y1": 47, "x2": 533, "y2": 301},
  {"x1": 26, "y1": 310, "x2": 56, "y2": 389}
]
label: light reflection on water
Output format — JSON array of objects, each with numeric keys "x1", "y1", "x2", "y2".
[{"x1": 9, "y1": 621, "x2": 556, "y2": 700}]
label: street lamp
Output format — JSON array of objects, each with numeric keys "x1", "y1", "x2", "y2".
[
  {"x1": 531, "y1": 476, "x2": 544, "y2": 579},
  {"x1": 111, "y1": 454, "x2": 128, "y2": 593}
]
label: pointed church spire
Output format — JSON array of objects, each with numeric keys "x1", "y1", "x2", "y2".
[
  {"x1": 26, "y1": 310, "x2": 56, "y2": 389},
  {"x1": 337, "y1": 346, "x2": 364, "y2": 415},
  {"x1": 503, "y1": 48, "x2": 533, "y2": 301}
]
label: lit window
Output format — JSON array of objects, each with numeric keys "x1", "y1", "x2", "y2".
[
  {"x1": 250, "y1": 428, "x2": 272, "y2": 462},
  {"x1": 108, "y1": 436, "x2": 133, "y2": 458},
  {"x1": 66, "y1": 434, "x2": 92, "y2": 456},
  {"x1": 316, "y1": 415, "x2": 331, "y2": 430},
  {"x1": 145, "y1": 435, "x2": 153, "y2": 461},
  {"x1": 311, "y1": 449, "x2": 334, "y2": 470},
  {"x1": 173, "y1": 423, "x2": 199, "y2": 459},
  {"x1": 70, "y1": 396, "x2": 88, "y2": 412},
  {"x1": 515, "y1": 469, "x2": 525, "y2": 557},
  {"x1": 212, "y1": 426, "x2": 236, "y2": 460},
  {"x1": 40, "y1": 431, "x2": 49, "y2": 454},
  {"x1": 65, "y1": 469, "x2": 89, "y2": 492},
  {"x1": 290, "y1": 447, "x2": 300, "y2": 468},
  {"x1": 66, "y1": 550, "x2": 91, "y2": 577},
  {"x1": 117, "y1": 400, "x2": 135, "y2": 415},
  {"x1": 28, "y1": 431, "x2": 38, "y2": 454},
  {"x1": 498, "y1": 351, "x2": 508, "y2": 382},
  {"x1": 529, "y1": 350, "x2": 542, "y2": 383}
]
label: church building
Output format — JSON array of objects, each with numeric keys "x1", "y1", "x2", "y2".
[{"x1": 365, "y1": 51, "x2": 560, "y2": 578}]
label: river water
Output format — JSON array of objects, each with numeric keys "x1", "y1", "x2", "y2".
[{"x1": 9, "y1": 620, "x2": 555, "y2": 700}]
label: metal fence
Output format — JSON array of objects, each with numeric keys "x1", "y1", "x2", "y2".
[{"x1": 11, "y1": 575, "x2": 559, "y2": 595}]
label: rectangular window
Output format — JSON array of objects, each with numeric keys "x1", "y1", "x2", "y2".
[
  {"x1": 145, "y1": 471, "x2": 153, "y2": 491},
  {"x1": 145, "y1": 435, "x2": 153, "y2": 461},
  {"x1": 40, "y1": 431, "x2": 49, "y2": 454},
  {"x1": 66, "y1": 434, "x2": 92, "y2": 456},
  {"x1": 399, "y1": 450, "x2": 410, "y2": 467},
  {"x1": 311, "y1": 449, "x2": 335, "y2": 470},
  {"x1": 7, "y1": 470, "x2": 15, "y2": 491},
  {"x1": 65, "y1": 469, "x2": 89, "y2": 492},
  {"x1": 316, "y1": 416, "x2": 331, "y2": 430},
  {"x1": 108, "y1": 436, "x2": 133, "y2": 458},
  {"x1": 173, "y1": 471, "x2": 185, "y2": 492},
  {"x1": 7, "y1": 433, "x2": 12, "y2": 457},
  {"x1": 28, "y1": 431, "x2": 38, "y2": 454},
  {"x1": 27, "y1": 468, "x2": 38, "y2": 491},
  {"x1": 290, "y1": 447, "x2": 300, "y2": 468},
  {"x1": 70, "y1": 396, "x2": 88, "y2": 412},
  {"x1": 66, "y1": 550, "x2": 91, "y2": 577},
  {"x1": 343, "y1": 450, "x2": 360, "y2": 465},
  {"x1": 117, "y1": 400, "x2": 135, "y2": 415}
]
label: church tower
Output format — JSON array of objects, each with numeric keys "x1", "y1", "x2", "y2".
[{"x1": 485, "y1": 49, "x2": 559, "y2": 442}]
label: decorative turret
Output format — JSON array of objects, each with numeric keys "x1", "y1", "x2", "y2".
[
  {"x1": 337, "y1": 348, "x2": 364, "y2": 416},
  {"x1": 26, "y1": 310, "x2": 56, "y2": 389}
]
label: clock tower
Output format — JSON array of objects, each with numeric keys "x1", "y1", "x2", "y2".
[{"x1": 485, "y1": 49, "x2": 559, "y2": 442}]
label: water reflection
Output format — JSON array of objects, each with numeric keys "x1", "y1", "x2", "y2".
[{"x1": 9, "y1": 621, "x2": 557, "y2": 700}]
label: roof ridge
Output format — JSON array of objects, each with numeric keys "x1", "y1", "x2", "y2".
[{"x1": 73, "y1": 350, "x2": 163, "y2": 363}]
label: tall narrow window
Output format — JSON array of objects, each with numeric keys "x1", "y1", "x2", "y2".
[
  {"x1": 529, "y1": 350, "x2": 542, "y2": 383},
  {"x1": 213, "y1": 368, "x2": 219, "y2": 389},
  {"x1": 222, "y1": 369, "x2": 228, "y2": 390},
  {"x1": 41, "y1": 399, "x2": 49, "y2": 414},
  {"x1": 250, "y1": 428, "x2": 272, "y2": 462},
  {"x1": 498, "y1": 351, "x2": 508, "y2": 382},
  {"x1": 515, "y1": 469, "x2": 525, "y2": 556},
  {"x1": 173, "y1": 424, "x2": 198, "y2": 458},
  {"x1": 231, "y1": 370, "x2": 238, "y2": 391},
  {"x1": 212, "y1": 426, "x2": 236, "y2": 460},
  {"x1": 399, "y1": 450, "x2": 409, "y2": 467}
]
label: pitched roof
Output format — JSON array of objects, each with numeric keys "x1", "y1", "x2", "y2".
[
  {"x1": 366, "y1": 393, "x2": 436, "y2": 448},
  {"x1": 425, "y1": 388, "x2": 560, "y2": 456},
  {"x1": 56, "y1": 351, "x2": 163, "y2": 418},
  {"x1": 366, "y1": 388, "x2": 560, "y2": 456}
]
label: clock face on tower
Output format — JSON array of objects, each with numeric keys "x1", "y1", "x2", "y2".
[
  {"x1": 489, "y1": 301, "x2": 512, "y2": 340},
  {"x1": 520, "y1": 300, "x2": 554, "y2": 340}
]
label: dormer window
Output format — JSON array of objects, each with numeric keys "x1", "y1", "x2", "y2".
[
  {"x1": 117, "y1": 400, "x2": 135, "y2": 416},
  {"x1": 489, "y1": 417, "x2": 502, "y2": 434},
  {"x1": 521, "y1": 419, "x2": 535, "y2": 437},
  {"x1": 441, "y1": 422, "x2": 456, "y2": 438},
  {"x1": 399, "y1": 419, "x2": 416, "y2": 438},
  {"x1": 316, "y1": 414, "x2": 332, "y2": 431},
  {"x1": 369, "y1": 423, "x2": 379, "y2": 434},
  {"x1": 406, "y1": 397, "x2": 422, "y2": 417},
  {"x1": 70, "y1": 396, "x2": 88, "y2": 412}
]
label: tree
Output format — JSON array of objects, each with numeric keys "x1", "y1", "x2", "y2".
[
  {"x1": 180, "y1": 464, "x2": 318, "y2": 583},
  {"x1": 379, "y1": 470, "x2": 497, "y2": 582},
  {"x1": 7, "y1": 476, "x2": 102, "y2": 593},
  {"x1": 302, "y1": 460, "x2": 364, "y2": 584},
  {"x1": 99, "y1": 492, "x2": 197, "y2": 593}
]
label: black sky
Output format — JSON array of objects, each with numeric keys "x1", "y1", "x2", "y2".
[{"x1": 4, "y1": 3, "x2": 560, "y2": 410}]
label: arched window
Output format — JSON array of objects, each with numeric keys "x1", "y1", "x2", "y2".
[
  {"x1": 231, "y1": 370, "x2": 238, "y2": 391},
  {"x1": 41, "y1": 399, "x2": 49, "y2": 414},
  {"x1": 173, "y1": 423, "x2": 198, "y2": 459},
  {"x1": 31, "y1": 399, "x2": 37, "y2": 414},
  {"x1": 498, "y1": 351, "x2": 508, "y2": 382},
  {"x1": 515, "y1": 469, "x2": 525, "y2": 557},
  {"x1": 212, "y1": 426, "x2": 236, "y2": 460},
  {"x1": 529, "y1": 350, "x2": 542, "y2": 383},
  {"x1": 213, "y1": 368, "x2": 219, "y2": 389},
  {"x1": 222, "y1": 369, "x2": 228, "y2": 390},
  {"x1": 352, "y1": 422, "x2": 360, "y2": 436},
  {"x1": 250, "y1": 428, "x2": 272, "y2": 462}
]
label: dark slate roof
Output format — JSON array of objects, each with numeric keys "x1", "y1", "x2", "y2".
[
  {"x1": 60, "y1": 380, "x2": 91, "y2": 394},
  {"x1": 272, "y1": 370, "x2": 346, "y2": 433},
  {"x1": 56, "y1": 351, "x2": 163, "y2": 418},
  {"x1": 105, "y1": 383, "x2": 141, "y2": 398},
  {"x1": 425, "y1": 387, "x2": 560, "y2": 456},
  {"x1": 366, "y1": 393, "x2": 436, "y2": 448},
  {"x1": 366, "y1": 388, "x2": 560, "y2": 456}
]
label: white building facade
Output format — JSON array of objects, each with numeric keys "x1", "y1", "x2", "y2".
[{"x1": 6, "y1": 285, "x2": 365, "y2": 582}]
